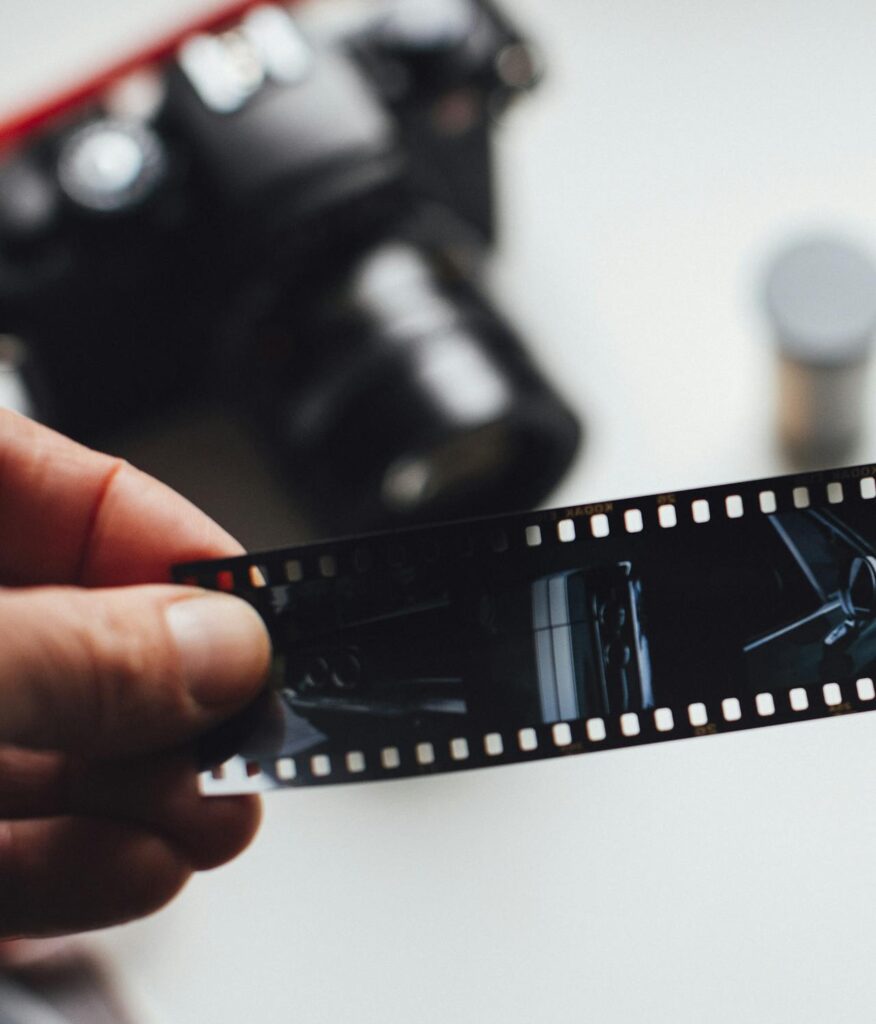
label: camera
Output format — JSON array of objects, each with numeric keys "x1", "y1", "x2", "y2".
[{"x1": 0, "y1": 0, "x2": 580, "y2": 532}]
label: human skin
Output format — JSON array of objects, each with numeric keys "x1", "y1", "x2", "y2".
[{"x1": 0, "y1": 410, "x2": 271, "y2": 939}]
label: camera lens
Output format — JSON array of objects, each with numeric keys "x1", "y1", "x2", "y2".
[
  {"x1": 228, "y1": 234, "x2": 580, "y2": 532},
  {"x1": 381, "y1": 422, "x2": 511, "y2": 513}
]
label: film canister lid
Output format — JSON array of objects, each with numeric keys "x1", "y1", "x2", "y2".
[
  {"x1": 763, "y1": 233, "x2": 876, "y2": 466},
  {"x1": 764, "y1": 235, "x2": 876, "y2": 367}
]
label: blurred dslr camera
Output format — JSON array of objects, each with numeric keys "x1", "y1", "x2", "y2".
[{"x1": 0, "y1": 0, "x2": 580, "y2": 531}]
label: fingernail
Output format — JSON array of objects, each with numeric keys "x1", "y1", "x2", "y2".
[{"x1": 166, "y1": 594, "x2": 271, "y2": 707}]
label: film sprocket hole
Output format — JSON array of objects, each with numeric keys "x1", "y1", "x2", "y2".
[
  {"x1": 0, "y1": 0, "x2": 581, "y2": 532},
  {"x1": 175, "y1": 461, "x2": 876, "y2": 792}
]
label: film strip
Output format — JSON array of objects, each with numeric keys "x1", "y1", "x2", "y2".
[{"x1": 175, "y1": 462, "x2": 876, "y2": 794}]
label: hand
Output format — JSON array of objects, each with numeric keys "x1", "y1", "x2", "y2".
[{"x1": 0, "y1": 411, "x2": 271, "y2": 939}]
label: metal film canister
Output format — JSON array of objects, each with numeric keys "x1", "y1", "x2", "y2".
[{"x1": 764, "y1": 235, "x2": 876, "y2": 467}]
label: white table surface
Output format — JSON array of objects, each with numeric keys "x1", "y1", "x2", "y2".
[{"x1": 3, "y1": 2, "x2": 876, "y2": 1022}]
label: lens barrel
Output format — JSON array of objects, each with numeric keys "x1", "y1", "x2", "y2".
[{"x1": 229, "y1": 235, "x2": 580, "y2": 532}]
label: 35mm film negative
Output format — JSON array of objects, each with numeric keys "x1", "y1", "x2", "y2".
[{"x1": 175, "y1": 462, "x2": 876, "y2": 794}]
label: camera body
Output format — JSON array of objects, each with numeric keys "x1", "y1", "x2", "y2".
[{"x1": 0, "y1": 0, "x2": 580, "y2": 532}]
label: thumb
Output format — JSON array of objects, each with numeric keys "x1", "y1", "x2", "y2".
[{"x1": 0, "y1": 585, "x2": 271, "y2": 757}]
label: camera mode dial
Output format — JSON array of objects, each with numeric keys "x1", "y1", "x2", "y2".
[{"x1": 56, "y1": 119, "x2": 166, "y2": 215}]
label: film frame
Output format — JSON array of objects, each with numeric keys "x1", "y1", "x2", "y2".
[{"x1": 175, "y1": 461, "x2": 876, "y2": 794}]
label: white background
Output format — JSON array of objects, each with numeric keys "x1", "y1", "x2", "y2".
[{"x1": 3, "y1": 2, "x2": 876, "y2": 1022}]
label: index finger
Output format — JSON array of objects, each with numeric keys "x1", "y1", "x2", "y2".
[{"x1": 0, "y1": 411, "x2": 243, "y2": 587}]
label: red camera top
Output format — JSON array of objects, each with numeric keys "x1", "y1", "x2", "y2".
[{"x1": 0, "y1": 0, "x2": 269, "y2": 151}]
